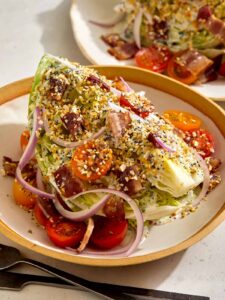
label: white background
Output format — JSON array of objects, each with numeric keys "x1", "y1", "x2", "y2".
[{"x1": 0, "y1": 1, "x2": 225, "y2": 299}]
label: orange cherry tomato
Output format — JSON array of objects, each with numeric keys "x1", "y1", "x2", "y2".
[
  {"x1": 163, "y1": 110, "x2": 202, "y2": 131},
  {"x1": 71, "y1": 141, "x2": 113, "y2": 181},
  {"x1": 46, "y1": 219, "x2": 86, "y2": 248},
  {"x1": 167, "y1": 53, "x2": 198, "y2": 85},
  {"x1": 20, "y1": 130, "x2": 30, "y2": 151},
  {"x1": 13, "y1": 179, "x2": 37, "y2": 210}
]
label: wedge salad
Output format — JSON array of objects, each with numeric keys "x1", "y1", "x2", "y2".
[
  {"x1": 96, "y1": 0, "x2": 225, "y2": 84},
  {"x1": 2, "y1": 54, "x2": 222, "y2": 256}
]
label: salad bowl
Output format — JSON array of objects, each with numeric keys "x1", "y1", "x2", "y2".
[
  {"x1": 0, "y1": 65, "x2": 225, "y2": 267},
  {"x1": 70, "y1": 0, "x2": 225, "y2": 101}
]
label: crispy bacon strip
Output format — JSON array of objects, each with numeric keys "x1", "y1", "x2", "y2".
[
  {"x1": 54, "y1": 165, "x2": 83, "y2": 198},
  {"x1": 119, "y1": 166, "x2": 143, "y2": 195},
  {"x1": 107, "y1": 111, "x2": 131, "y2": 138},
  {"x1": 101, "y1": 33, "x2": 138, "y2": 60},
  {"x1": 176, "y1": 50, "x2": 213, "y2": 77},
  {"x1": 198, "y1": 5, "x2": 225, "y2": 43}
]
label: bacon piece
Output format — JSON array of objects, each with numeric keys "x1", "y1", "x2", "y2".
[
  {"x1": 48, "y1": 74, "x2": 68, "y2": 101},
  {"x1": 2, "y1": 156, "x2": 36, "y2": 181},
  {"x1": 101, "y1": 33, "x2": 139, "y2": 60},
  {"x1": 198, "y1": 5, "x2": 225, "y2": 43},
  {"x1": 54, "y1": 165, "x2": 83, "y2": 198},
  {"x1": 101, "y1": 33, "x2": 122, "y2": 47},
  {"x1": 107, "y1": 111, "x2": 131, "y2": 138},
  {"x1": 153, "y1": 17, "x2": 168, "y2": 40},
  {"x1": 86, "y1": 75, "x2": 110, "y2": 91},
  {"x1": 208, "y1": 173, "x2": 221, "y2": 193},
  {"x1": 197, "y1": 5, "x2": 212, "y2": 21},
  {"x1": 103, "y1": 197, "x2": 125, "y2": 219},
  {"x1": 176, "y1": 50, "x2": 213, "y2": 77},
  {"x1": 119, "y1": 166, "x2": 143, "y2": 195},
  {"x1": 61, "y1": 112, "x2": 83, "y2": 139},
  {"x1": 205, "y1": 157, "x2": 221, "y2": 174},
  {"x1": 2, "y1": 156, "x2": 18, "y2": 177},
  {"x1": 108, "y1": 42, "x2": 139, "y2": 60}
]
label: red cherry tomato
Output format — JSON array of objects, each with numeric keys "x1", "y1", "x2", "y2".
[
  {"x1": 219, "y1": 61, "x2": 225, "y2": 77},
  {"x1": 46, "y1": 219, "x2": 86, "y2": 248},
  {"x1": 183, "y1": 128, "x2": 215, "y2": 158},
  {"x1": 20, "y1": 130, "x2": 30, "y2": 151},
  {"x1": 167, "y1": 53, "x2": 197, "y2": 84},
  {"x1": 135, "y1": 45, "x2": 171, "y2": 73},
  {"x1": 119, "y1": 95, "x2": 151, "y2": 118},
  {"x1": 90, "y1": 217, "x2": 128, "y2": 250},
  {"x1": 34, "y1": 203, "x2": 48, "y2": 227}
]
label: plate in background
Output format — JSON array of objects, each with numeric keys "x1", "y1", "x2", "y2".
[{"x1": 70, "y1": 0, "x2": 225, "y2": 101}]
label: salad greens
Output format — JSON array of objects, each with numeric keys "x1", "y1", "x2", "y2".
[{"x1": 28, "y1": 54, "x2": 205, "y2": 223}]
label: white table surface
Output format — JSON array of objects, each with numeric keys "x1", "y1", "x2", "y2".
[{"x1": 0, "y1": 1, "x2": 225, "y2": 300}]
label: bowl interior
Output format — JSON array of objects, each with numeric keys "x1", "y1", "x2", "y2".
[{"x1": 0, "y1": 75, "x2": 224, "y2": 266}]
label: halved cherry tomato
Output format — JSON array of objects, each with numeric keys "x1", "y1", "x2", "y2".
[
  {"x1": 219, "y1": 61, "x2": 225, "y2": 77},
  {"x1": 183, "y1": 128, "x2": 215, "y2": 158},
  {"x1": 167, "y1": 53, "x2": 197, "y2": 84},
  {"x1": 34, "y1": 203, "x2": 48, "y2": 227},
  {"x1": 119, "y1": 95, "x2": 152, "y2": 118},
  {"x1": 71, "y1": 141, "x2": 113, "y2": 181},
  {"x1": 163, "y1": 110, "x2": 202, "y2": 131},
  {"x1": 20, "y1": 130, "x2": 30, "y2": 151},
  {"x1": 135, "y1": 45, "x2": 171, "y2": 73},
  {"x1": 46, "y1": 219, "x2": 86, "y2": 248},
  {"x1": 13, "y1": 179, "x2": 37, "y2": 210},
  {"x1": 90, "y1": 216, "x2": 128, "y2": 250}
]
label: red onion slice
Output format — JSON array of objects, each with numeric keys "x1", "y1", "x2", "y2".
[
  {"x1": 118, "y1": 76, "x2": 133, "y2": 92},
  {"x1": 55, "y1": 188, "x2": 144, "y2": 256},
  {"x1": 133, "y1": 9, "x2": 143, "y2": 49},
  {"x1": 110, "y1": 86, "x2": 122, "y2": 96},
  {"x1": 192, "y1": 152, "x2": 210, "y2": 207},
  {"x1": 154, "y1": 136, "x2": 176, "y2": 152},
  {"x1": 36, "y1": 199, "x2": 50, "y2": 219},
  {"x1": 43, "y1": 110, "x2": 106, "y2": 148},
  {"x1": 36, "y1": 167, "x2": 45, "y2": 191},
  {"x1": 16, "y1": 107, "x2": 55, "y2": 199},
  {"x1": 53, "y1": 193, "x2": 111, "y2": 221},
  {"x1": 18, "y1": 107, "x2": 42, "y2": 170}
]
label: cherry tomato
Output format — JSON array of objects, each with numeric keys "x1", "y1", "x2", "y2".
[
  {"x1": 219, "y1": 61, "x2": 225, "y2": 77},
  {"x1": 119, "y1": 95, "x2": 152, "y2": 118},
  {"x1": 135, "y1": 45, "x2": 171, "y2": 73},
  {"x1": 13, "y1": 179, "x2": 37, "y2": 210},
  {"x1": 46, "y1": 219, "x2": 86, "y2": 248},
  {"x1": 71, "y1": 141, "x2": 113, "y2": 181},
  {"x1": 183, "y1": 128, "x2": 215, "y2": 158},
  {"x1": 34, "y1": 203, "x2": 48, "y2": 227},
  {"x1": 113, "y1": 77, "x2": 130, "y2": 92},
  {"x1": 163, "y1": 110, "x2": 202, "y2": 131},
  {"x1": 20, "y1": 130, "x2": 30, "y2": 151},
  {"x1": 167, "y1": 53, "x2": 197, "y2": 84},
  {"x1": 90, "y1": 216, "x2": 128, "y2": 250}
]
